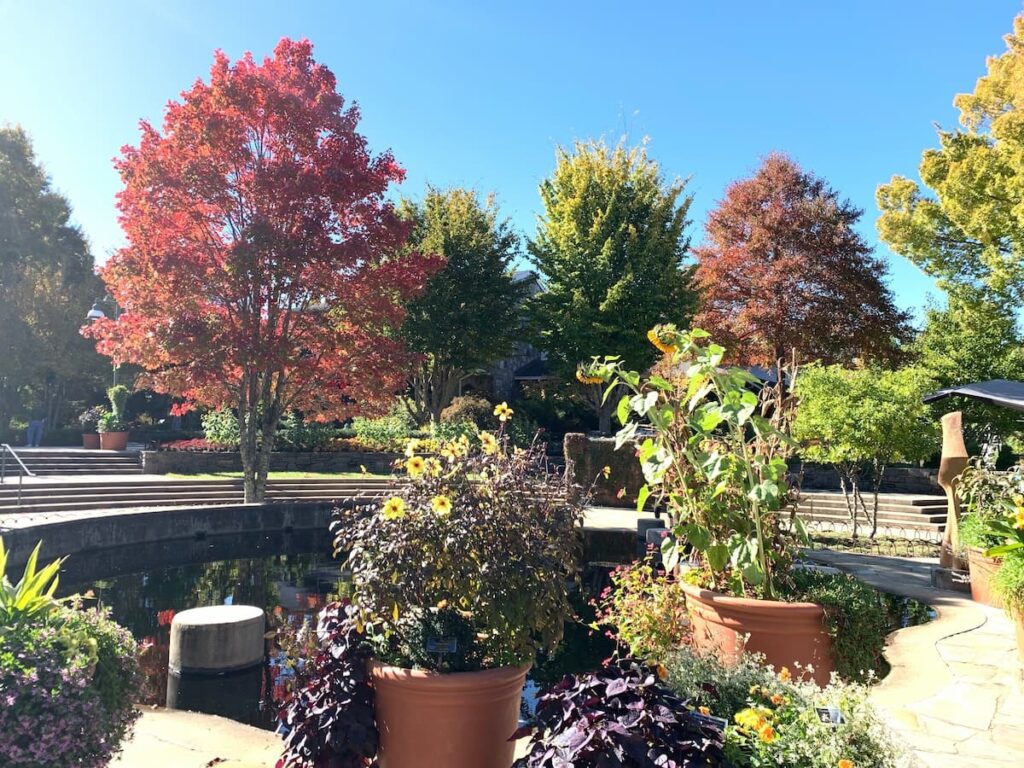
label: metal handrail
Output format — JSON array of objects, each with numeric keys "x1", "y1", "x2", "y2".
[{"x1": 0, "y1": 444, "x2": 36, "y2": 506}]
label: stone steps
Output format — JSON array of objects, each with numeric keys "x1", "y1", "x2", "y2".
[
  {"x1": 7, "y1": 450, "x2": 143, "y2": 476},
  {"x1": 0, "y1": 477, "x2": 392, "y2": 514},
  {"x1": 792, "y1": 490, "x2": 948, "y2": 533}
]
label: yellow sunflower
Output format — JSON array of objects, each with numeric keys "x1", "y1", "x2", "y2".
[
  {"x1": 1014, "y1": 508, "x2": 1024, "y2": 529},
  {"x1": 382, "y1": 497, "x2": 406, "y2": 520},
  {"x1": 647, "y1": 325, "x2": 678, "y2": 355},
  {"x1": 576, "y1": 366, "x2": 603, "y2": 385},
  {"x1": 404, "y1": 438, "x2": 419, "y2": 458},
  {"x1": 493, "y1": 402, "x2": 514, "y2": 422},
  {"x1": 480, "y1": 431, "x2": 498, "y2": 454},
  {"x1": 431, "y1": 495, "x2": 452, "y2": 515},
  {"x1": 758, "y1": 724, "x2": 776, "y2": 743},
  {"x1": 406, "y1": 455, "x2": 426, "y2": 478}
]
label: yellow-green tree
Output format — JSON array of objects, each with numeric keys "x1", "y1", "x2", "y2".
[
  {"x1": 0, "y1": 126, "x2": 106, "y2": 434},
  {"x1": 877, "y1": 14, "x2": 1024, "y2": 304},
  {"x1": 528, "y1": 140, "x2": 694, "y2": 433}
]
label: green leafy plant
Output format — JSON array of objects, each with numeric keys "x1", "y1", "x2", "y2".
[
  {"x1": 0, "y1": 539, "x2": 65, "y2": 625},
  {"x1": 275, "y1": 411, "x2": 339, "y2": 452},
  {"x1": 439, "y1": 394, "x2": 496, "y2": 428},
  {"x1": 588, "y1": 326, "x2": 802, "y2": 598},
  {"x1": 201, "y1": 408, "x2": 241, "y2": 448},
  {"x1": 663, "y1": 647, "x2": 911, "y2": 768},
  {"x1": 993, "y1": 550, "x2": 1024, "y2": 616},
  {"x1": 351, "y1": 412, "x2": 414, "y2": 452},
  {"x1": 592, "y1": 553, "x2": 690, "y2": 663},
  {"x1": 334, "y1": 410, "x2": 586, "y2": 670},
  {"x1": 97, "y1": 411, "x2": 128, "y2": 433}
]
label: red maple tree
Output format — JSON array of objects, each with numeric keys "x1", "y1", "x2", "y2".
[
  {"x1": 85, "y1": 39, "x2": 440, "y2": 501},
  {"x1": 693, "y1": 154, "x2": 910, "y2": 366}
]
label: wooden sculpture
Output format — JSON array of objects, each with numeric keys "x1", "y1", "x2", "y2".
[{"x1": 938, "y1": 411, "x2": 969, "y2": 569}]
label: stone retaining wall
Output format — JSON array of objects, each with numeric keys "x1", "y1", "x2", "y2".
[{"x1": 141, "y1": 450, "x2": 401, "y2": 475}]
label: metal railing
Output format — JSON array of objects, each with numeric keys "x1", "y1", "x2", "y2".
[{"x1": 0, "y1": 444, "x2": 36, "y2": 506}]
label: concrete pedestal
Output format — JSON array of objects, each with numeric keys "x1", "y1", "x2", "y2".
[{"x1": 167, "y1": 605, "x2": 266, "y2": 724}]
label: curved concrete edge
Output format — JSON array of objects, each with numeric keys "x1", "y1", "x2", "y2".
[{"x1": 112, "y1": 707, "x2": 279, "y2": 767}]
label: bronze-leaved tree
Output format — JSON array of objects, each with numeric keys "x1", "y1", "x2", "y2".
[{"x1": 696, "y1": 153, "x2": 910, "y2": 367}]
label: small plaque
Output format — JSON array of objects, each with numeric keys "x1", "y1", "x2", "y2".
[
  {"x1": 425, "y1": 636, "x2": 458, "y2": 654},
  {"x1": 814, "y1": 707, "x2": 846, "y2": 724},
  {"x1": 691, "y1": 712, "x2": 729, "y2": 731}
]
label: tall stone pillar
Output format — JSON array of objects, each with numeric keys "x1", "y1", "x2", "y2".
[{"x1": 937, "y1": 411, "x2": 969, "y2": 569}]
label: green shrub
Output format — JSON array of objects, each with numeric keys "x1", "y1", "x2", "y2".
[
  {"x1": 994, "y1": 550, "x2": 1024, "y2": 616},
  {"x1": 275, "y1": 412, "x2": 339, "y2": 451},
  {"x1": 959, "y1": 512, "x2": 1001, "y2": 551},
  {"x1": 664, "y1": 647, "x2": 910, "y2": 768},
  {"x1": 430, "y1": 418, "x2": 476, "y2": 445},
  {"x1": 784, "y1": 569, "x2": 896, "y2": 683},
  {"x1": 439, "y1": 395, "x2": 494, "y2": 427},
  {"x1": 201, "y1": 408, "x2": 240, "y2": 448},
  {"x1": 351, "y1": 412, "x2": 413, "y2": 452},
  {"x1": 592, "y1": 554, "x2": 689, "y2": 663}
]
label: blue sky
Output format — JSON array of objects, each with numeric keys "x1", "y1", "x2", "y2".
[{"x1": 1, "y1": 1, "x2": 1020, "y2": 320}]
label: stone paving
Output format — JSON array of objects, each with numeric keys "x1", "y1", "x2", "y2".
[{"x1": 809, "y1": 550, "x2": 1024, "y2": 768}]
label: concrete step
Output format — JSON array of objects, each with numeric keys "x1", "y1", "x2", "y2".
[
  {"x1": 0, "y1": 486, "x2": 389, "y2": 507},
  {"x1": 794, "y1": 499, "x2": 947, "y2": 516},
  {"x1": 797, "y1": 490, "x2": 946, "y2": 506},
  {"x1": 797, "y1": 509, "x2": 945, "y2": 532}
]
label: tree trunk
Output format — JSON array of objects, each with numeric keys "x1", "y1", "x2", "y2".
[
  {"x1": 868, "y1": 459, "x2": 885, "y2": 539},
  {"x1": 838, "y1": 465, "x2": 860, "y2": 539}
]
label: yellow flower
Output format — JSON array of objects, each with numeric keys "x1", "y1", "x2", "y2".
[
  {"x1": 698, "y1": 706, "x2": 711, "y2": 716},
  {"x1": 758, "y1": 724, "x2": 775, "y2": 743},
  {"x1": 480, "y1": 431, "x2": 498, "y2": 454},
  {"x1": 647, "y1": 326, "x2": 678, "y2": 355},
  {"x1": 601, "y1": 465, "x2": 612, "y2": 479},
  {"x1": 406, "y1": 455, "x2": 426, "y2": 478},
  {"x1": 404, "y1": 438, "x2": 419, "y2": 458},
  {"x1": 770, "y1": 694, "x2": 784, "y2": 706},
  {"x1": 440, "y1": 444, "x2": 457, "y2": 462},
  {"x1": 426, "y1": 457, "x2": 443, "y2": 476},
  {"x1": 838, "y1": 761, "x2": 854, "y2": 768},
  {"x1": 1014, "y1": 508, "x2": 1024, "y2": 529},
  {"x1": 382, "y1": 497, "x2": 406, "y2": 520},
  {"x1": 778, "y1": 666, "x2": 791, "y2": 682},
  {"x1": 359, "y1": 464, "x2": 368, "y2": 475},
  {"x1": 576, "y1": 366, "x2": 603, "y2": 385},
  {"x1": 493, "y1": 402, "x2": 514, "y2": 422},
  {"x1": 431, "y1": 495, "x2": 452, "y2": 516}
]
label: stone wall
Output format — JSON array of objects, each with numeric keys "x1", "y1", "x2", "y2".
[
  {"x1": 141, "y1": 450, "x2": 401, "y2": 475},
  {"x1": 797, "y1": 463, "x2": 940, "y2": 494}
]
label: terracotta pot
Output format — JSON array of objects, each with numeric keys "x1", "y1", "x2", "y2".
[
  {"x1": 82, "y1": 433, "x2": 100, "y2": 449},
  {"x1": 371, "y1": 662, "x2": 529, "y2": 768},
  {"x1": 967, "y1": 547, "x2": 1004, "y2": 608},
  {"x1": 99, "y1": 431, "x2": 129, "y2": 451},
  {"x1": 683, "y1": 583, "x2": 833, "y2": 686}
]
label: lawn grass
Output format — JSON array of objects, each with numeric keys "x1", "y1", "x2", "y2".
[{"x1": 164, "y1": 470, "x2": 388, "y2": 480}]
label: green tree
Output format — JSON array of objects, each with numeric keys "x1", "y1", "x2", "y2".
[
  {"x1": 528, "y1": 139, "x2": 695, "y2": 433},
  {"x1": 793, "y1": 365, "x2": 939, "y2": 538},
  {"x1": 914, "y1": 292, "x2": 1024, "y2": 448},
  {"x1": 0, "y1": 125, "x2": 106, "y2": 433},
  {"x1": 877, "y1": 14, "x2": 1024, "y2": 305},
  {"x1": 398, "y1": 187, "x2": 527, "y2": 424}
]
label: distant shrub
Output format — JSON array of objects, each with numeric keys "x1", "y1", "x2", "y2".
[
  {"x1": 201, "y1": 408, "x2": 240, "y2": 448},
  {"x1": 275, "y1": 412, "x2": 340, "y2": 451},
  {"x1": 440, "y1": 395, "x2": 494, "y2": 427},
  {"x1": 352, "y1": 413, "x2": 413, "y2": 451}
]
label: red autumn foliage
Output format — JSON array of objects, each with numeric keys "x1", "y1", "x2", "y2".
[
  {"x1": 84, "y1": 39, "x2": 441, "y2": 498},
  {"x1": 693, "y1": 154, "x2": 910, "y2": 366}
]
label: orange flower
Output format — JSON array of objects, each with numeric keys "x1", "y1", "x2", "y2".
[
  {"x1": 838, "y1": 761, "x2": 854, "y2": 768},
  {"x1": 647, "y1": 326, "x2": 678, "y2": 355},
  {"x1": 758, "y1": 724, "x2": 775, "y2": 743},
  {"x1": 778, "y1": 666, "x2": 791, "y2": 682},
  {"x1": 770, "y1": 694, "x2": 784, "y2": 706},
  {"x1": 698, "y1": 706, "x2": 711, "y2": 716}
]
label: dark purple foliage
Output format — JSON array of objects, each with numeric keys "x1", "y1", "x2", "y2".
[
  {"x1": 275, "y1": 603, "x2": 378, "y2": 768},
  {"x1": 513, "y1": 661, "x2": 729, "y2": 768}
]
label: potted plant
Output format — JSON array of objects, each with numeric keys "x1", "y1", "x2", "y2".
[
  {"x1": 98, "y1": 385, "x2": 131, "y2": 450},
  {"x1": 277, "y1": 411, "x2": 586, "y2": 768},
  {"x1": 78, "y1": 406, "x2": 107, "y2": 449},
  {"x1": 589, "y1": 327, "x2": 836, "y2": 684},
  {"x1": 957, "y1": 459, "x2": 1024, "y2": 607},
  {"x1": 981, "y1": 498, "x2": 1024, "y2": 660}
]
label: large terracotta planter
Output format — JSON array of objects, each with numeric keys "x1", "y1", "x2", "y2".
[
  {"x1": 370, "y1": 662, "x2": 529, "y2": 768},
  {"x1": 99, "y1": 431, "x2": 129, "y2": 451},
  {"x1": 683, "y1": 583, "x2": 834, "y2": 686},
  {"x1": 967, "y1": 547, "x2": 1004, "y2": 608},
  {"x1": 82, "y1": 433, "x2": 100, "y2": 449}
]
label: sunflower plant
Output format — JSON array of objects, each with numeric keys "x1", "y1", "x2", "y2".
[
  {"x1": 332, "y1": 406, "x2": 587, "y2": 672},
  {"x1": 585, "y1": 326, "x2": 804, "y2": 599}
]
